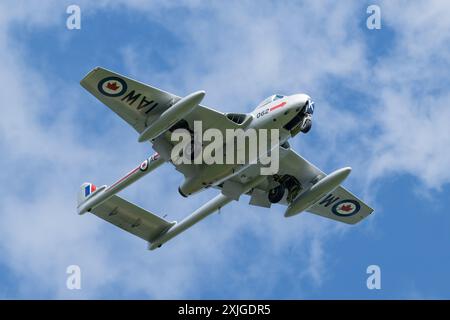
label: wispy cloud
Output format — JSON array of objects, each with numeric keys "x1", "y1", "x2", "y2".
[{"x1": 0, "y1": 1, "x2": 448, "y2": 299}]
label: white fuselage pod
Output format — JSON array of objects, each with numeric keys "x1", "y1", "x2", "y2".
[
  {"x1": 138, "y1": 90, "x2": 205, "y2": 142},
  {"x1": 178, "y1": 93, "x2": 311, "y2": 197},
  {"x1": 77, "y1": 153, "x2": 164, "y2": 215},
  {"x1": 284, "y1": 167, "x2": 352, "y2": 217}
]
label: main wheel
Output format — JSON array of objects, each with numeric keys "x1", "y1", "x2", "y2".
[
  {"x1": 268, "y1": 184, "x2": 285, "y2": 203},
  {"x1": 300, "y1": 118, "x2": 312, "y2": 133}
]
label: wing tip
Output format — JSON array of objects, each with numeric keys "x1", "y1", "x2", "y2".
[{"x1": 80, "y1": 66, "x2": 102, "y2": 87}]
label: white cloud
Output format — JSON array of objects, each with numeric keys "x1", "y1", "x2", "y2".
[
  {"x1": 362, "y1": 1, "x2": 450, "y2": 190},
  {"x1": 0, "y1": 1, "x2": 342, "y2": 297},
  {"x1": 0, "y1": 0, "x2": 448, "y2": 299}
]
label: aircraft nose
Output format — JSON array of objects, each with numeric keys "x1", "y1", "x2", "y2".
[
  {"x1": 286, "y1": 94, "x2": 310, "y2": 114},
  {"x1": 292, "y1": 94, "x2": 311, "y2": 107}
]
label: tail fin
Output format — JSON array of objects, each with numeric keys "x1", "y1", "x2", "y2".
[{"x1": 77, "y1": 182, "x2": 97, "y2": 207}]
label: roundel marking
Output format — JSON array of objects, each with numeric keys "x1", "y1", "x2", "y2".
[
  {"x1": 332, "y1": 199, "x2": 361, "y2": 217},
  {"x1": 98, "y1": 76, "x2": 127, "y2": 97},
  {"x1": 139, "y1": 159, "x2": 149, "y2": 171}
]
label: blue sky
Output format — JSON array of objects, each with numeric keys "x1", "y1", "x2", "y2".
[{"x1": 0, "y1": 0, "x2": 449, "y2": 299}]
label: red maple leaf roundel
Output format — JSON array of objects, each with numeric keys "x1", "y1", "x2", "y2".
[
  {"x1": 106, "y1": 81, "x2": 120, "y2": 91},
  {"x1": 339, "y1": 204, "x2": 353, "y2": 212}
]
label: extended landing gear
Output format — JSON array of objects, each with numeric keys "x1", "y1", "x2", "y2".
[
  {"x1": 267, "y1": 175, "x2": 302, "y2": 204},
  {"x1": 300, "y1": 100, "x2": 314, "y2": 133},
  {"x1": 284, "y1": 112, "x2": 313, "y2": 136},
  {"x1": 268, "y1": 184, "x2": 285, "y2": 203},
  {"x1": 300, "y1": 116, "x2": 312, "y2": 133}
]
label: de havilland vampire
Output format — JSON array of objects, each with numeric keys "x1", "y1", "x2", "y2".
[{"x1": 77, "y1": 67, "x2": 373, "y2": 250}]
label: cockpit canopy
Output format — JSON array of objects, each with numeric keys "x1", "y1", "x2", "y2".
[{"x1": 256, "y1": 94, "x2": 285, "y2": 109}]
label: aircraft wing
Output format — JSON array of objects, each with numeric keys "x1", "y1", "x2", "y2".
[
  {"x1": 244, "y1": 147, "x2": 373, "y2": 224},
  {"x1": 279, "y1": 148, "x2": 373, "y2": 224},
  {"x1": 80, "y1": 67, "x2": 234, "y2": 134},
  {"x1": 306, "y1": 185, "x2": 373, "y2": 224},
  {"x1": 80, "y1": 67, "x2": 240, "y2": 177},
  {"x1": 89, "y1": 194, "x2": 175, "y2": 243}
]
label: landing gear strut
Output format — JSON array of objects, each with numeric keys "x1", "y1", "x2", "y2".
[
  {"x1": 300, "y1": 116, "x2": 312, "y2": 133},
  {"x1": 267, "y1": 175, "x2": 302, "y2": 204}
]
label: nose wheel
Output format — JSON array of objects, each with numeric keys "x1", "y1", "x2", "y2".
[{"x1": 300, "y1": 116, "x2": 312, "y2": 133}]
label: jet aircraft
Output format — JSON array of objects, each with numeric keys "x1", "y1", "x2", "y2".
[{"x1": 77, "y1": 67, "x2": 373, "y2": 250}]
